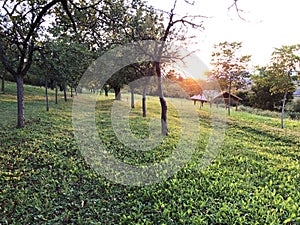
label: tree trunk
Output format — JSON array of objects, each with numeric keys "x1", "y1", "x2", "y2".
[
  {"x1": 155, "y1": 61, "x2": 168, "y2": 136},
  {"x1": 70, "y1": 87, "x2": 73, "y2": 97},
  {"x1": 142, "y1": 67, "x2": 152, "y2": 117},
  {"x1": 130, "y1": 87, "x2": 135, "y2": 109},
  {"x1": 16, "y1": 75, "x2": 25, "y2": 128},
  {"x1": 1, "y1": 74, "x2": 4, "y2": 94},
  {"x1": 159, "y1": 96, "x2": 168, "y2": 136},
  {"x1": 114, "y1": 87, "x2": 121, "y2": 100},
  {"x1": 142, "y1": 86, "x2": 147, "y2": 117},
  {"x1": 63, "y1": 83, "x2": 67, "y2": 102},
  {"x1": 228, "y1": 80, "x2": 232, "y2": 116},
  {"x1": 55, "y1": 81, "x2": 58, "y2": 104},
  {"x1": 45, "y1": 77, "x2": 49, "y2": 112},
  {"x1": 281, "y1": 89, "x2": 288, "y2": 129}
]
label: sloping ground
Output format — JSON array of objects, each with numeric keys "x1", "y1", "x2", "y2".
[{"x1": 0, "y1": 82, "x2": 299, "y2": 224}]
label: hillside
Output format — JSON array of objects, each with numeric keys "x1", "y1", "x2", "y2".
[{"x1": 1, "y1": 82, "x2": 300, "y2": 224}]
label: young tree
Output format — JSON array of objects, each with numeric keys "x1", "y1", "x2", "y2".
[
  {"x1": 35, "y1": 49, "x2": 52, "y2": 111},
  {"x1": 268, "y1": 45, "x2": 300, "y2": 128},
  {"x1": 210, "y1": 41, "x2": 251, "y2": 116}
]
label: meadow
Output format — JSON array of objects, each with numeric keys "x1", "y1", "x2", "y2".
[{"x1": 0, "y1": 82, "x2": 300, "y2": 224}]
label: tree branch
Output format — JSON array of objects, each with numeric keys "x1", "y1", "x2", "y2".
[
  {"x1": 183, "y1": 0, "x2": 195, "y2": 5},
  {"x1": 61, "y1": 0, "x2": 77, "y2": 32},
  {"x1": 69, "y1": 0, "x2": 103, "y2": 10},
  {"x1": 228, "y1": 0, "x2": 247, "y2": 21},
  {"x1": 24, "y1": 0, "x2": 61, "y2": 45},
  {"x1": 0, "y1": 41, "x2": 16, "y2": 76}
]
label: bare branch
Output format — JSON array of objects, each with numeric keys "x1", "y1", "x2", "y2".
[
  {"x1": 227, "y1": 0, "x2": 247, "y2": 21},
  {"x1": 171, "y1": 0, "x2": 178, "y2": 14},
  {"x1": 183, "y1": 0, "x2": 195, "y2": 5},
  {"x1": 171, "y1": 17, "x2": 205, "y2": 29},
  {"x1": 161, "y1": 48, "x2": 200, "y2": 62}
]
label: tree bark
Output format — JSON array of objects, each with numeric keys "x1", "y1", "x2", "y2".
[
  {"x1": 142, "y1": 86, "x2": 147, "y2": 117},
  {"x1": 142, "y1": 66, "x2": 153, "y2": 117},
  {"x1": 155, "y1": 61, "x2": 168, "y2": 136},
  {"x1": 104, "y1": 89, "x2": 108, "y2": 96},
  {"x1": 130, "y1": 87, "x2": 135, "y2": 109},
  {"x1": 228, "y1": 79, "x2": 232, "y2": 116},
  {"x1": 55, "y1": 81, "x2": 58, "y2": 104},
  {"x1": 1, "y1": 74, "x2": 4, "y2": 94},
  {"x1": 16, "y1": 75, "x2": 25, "y2": 128},
  {"x1": 45, "y1": 77, "x2": 49, "y2": 112},
  {"x1": 114, "y1": 87, "x2": 121, "y2": 100},
  {"x1": 281, "y1": 89, "x2": 288, "y2": 129},
  {"x1": 63, "y1": 83, "x2": 67, "y2": 102},
  {"x1": 159, "y1": 96, "x2": 168, "y2": 136}
]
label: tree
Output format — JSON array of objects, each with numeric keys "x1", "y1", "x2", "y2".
[
  {"x1": 180, "y1": 77, "x2": 202, "y2": 97},
  {"x1": 128, "y1": 62, "x2": 155, "y2": 113},
  {"x1": 0, "y1": 62, "x2": 5, "y2": 94},
  {"x1": 149, "y1": 0, "x2": 204, "y2": 136},
  {"x1": 126, "y1": 64, "x2": 148, "y2": 109},
  {"x1": 35, "y1": 48, "x2": 52, "y2": 111},
  {"x1": 68, "y1": 0, "x2": 161, "y2": 101},
  {"x1": 142, "y1": 63, "x2": 154, "y2": 117},
  {"x1": 210, "y1": 41, "x2": 251, "y2": 116},
  {"x1": 268, "y1": 45, "x2": 300, "y2": 128},
  {"x1": 106, "y1": 69, "x2": 126, "y2": 100},
  {"x1": 118, "y1": 4, "x2": 162, "y2": 117},
  {"x1": 249, "y1": 67, "x2": 293, "y2": 111},
  {"x1": 100, "y1": 0, "x2": 204, "y2": 135},
  {"x1": 0, "y1": 0, "x2": 79, "y2": 127}
]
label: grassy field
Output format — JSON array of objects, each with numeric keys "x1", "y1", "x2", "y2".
[{"x1": 1, "y1": 82, "x2": 300, "y2": 224}]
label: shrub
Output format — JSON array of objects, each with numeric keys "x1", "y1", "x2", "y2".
[
  {"x1": 235, "y1": 90, "x2": 251, "y2": 107},
  {"x1": 239, "y1": 105, "x2": 282, "y2": 118},
  {"x1": 292, "y1": 99, "x2": 300, "y2": 112}
]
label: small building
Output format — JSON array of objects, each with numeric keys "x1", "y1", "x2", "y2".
[
  {"x1": 293, "y1": 81, "x2": 300, "y2": 100},
  {"x1": 213, "y1": 91, "x2": 242, "y2": 111},
  {"x1": 190, "y1": 94, "x2": 208, "y2": 108}
]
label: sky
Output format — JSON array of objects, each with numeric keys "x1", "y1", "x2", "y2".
[{"x1": 146, "y1": 0, "x2": 300, "y2": 69}]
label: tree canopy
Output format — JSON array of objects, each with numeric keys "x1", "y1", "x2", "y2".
[{"x1": 209, "y1": 41, "x2": 251, "y2": 115}]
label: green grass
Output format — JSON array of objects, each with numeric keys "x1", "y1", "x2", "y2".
[{"x1": 1, "y1": 82, "x2": 300, "y2": 224}]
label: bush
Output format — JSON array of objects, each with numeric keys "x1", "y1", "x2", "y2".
[
  {"x1": 289, "y1": 111, "x2": 300, "y2": 120},
  {"x1": 239, "y1": 105, "x2": 282, "y2": 118},
  {"x1": 235, "y1": 90, "x2": 251, "y2": 107},
  {"x1": 292, "y1": 99, "x2": 300, "y2": 112}
]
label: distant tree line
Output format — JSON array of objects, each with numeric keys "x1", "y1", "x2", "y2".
[{"x1": 208, "y1": 41, "x2": 300, "y2": 128}]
